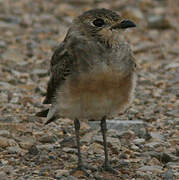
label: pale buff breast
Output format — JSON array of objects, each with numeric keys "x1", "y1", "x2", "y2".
[{"x1": 56, "y1": 68, "x2": 136, "y2": 121}]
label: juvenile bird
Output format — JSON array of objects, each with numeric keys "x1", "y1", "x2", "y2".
[{"x1": 37, "y1": 8, "x2": 137, "y2": 176}]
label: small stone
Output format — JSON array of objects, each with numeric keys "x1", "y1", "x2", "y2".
[
  {"x1": 17, "y1": 136, "x2": 35, "y2": 150},
  {"x1": 28, "y1": 145, "x2": 39, "y2": 155},
  {"x1": 166, "y1": 162, "x2": 179, "y2": 169},
  {"x1": 66, "y1": 175, "x2": 77, "y2": 180},
  {"x1": 39, "y1": 134, "x2": 57, "y2": 143},
  {"x1": 88, "y1": 143, "x2": 103, "y2": 155},
  {"x1": 131, "y1": 144, "x2": 139, "y2": 150},
  {"x1": 0, "y1": 40, "x2": 7, "y2": 48},
  {"x1": 0, "y1": 130, "x2": 10, "y2": 138},
  {"x1": 92, "y1": 135, "x2": 103, "y2": 143},
  {"x1": 63, "y1": 147, "x2": 77, "y2": 153},
  {"x1": 0, "y1": 92, "x2": 8, "y2": 103},
  {"x1": 0, "y1": 137, "x2": 10, "y2": 148},
  {"x1": 136, "y1": 171, "x2": 152, "y2": 180},
  {"x1": 147, "y1": 15, "x2": 171, "y2": 29},
  {"x1": 89, "y1": 120, "x2": 147, "y2": 135},
  {"x1": 7, "y1": 146, "x2": 24, "y2": 154},
  {"x1": 162, "y1": 169, "x2": 174, "y2": 180},
  {"x1": 145, "y1": 142, "x2": 161, "y2": 149},
  {"x1": 122, "y1": 7, "x2": 144, "y2": 22},
  {"x1": 19, "y1": 140, "x2": 34, "y2": 150},
  {"x1": 0, "y1": 171, "x2": 8, "y2": 180},
  {"x1": 37, "y1": 144, "x2": 55, "y2": 151},
  {"x1": 31, "y1": 69, "x2": 48, "y2": 77},
  {"x1": 150, "y1": 132, "x2": 164, "y2": 141},
  {"x1": 133, "y1": 138, "x2": 145, "y2": 145},
  {"x1": 55, "y1": 169, "x2": 69, "y2": 177},
  {"x1": 138, "y1": 165, "x2": 163, "y2": 173}
]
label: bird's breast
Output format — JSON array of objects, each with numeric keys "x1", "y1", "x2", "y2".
[{"x1": 56, "y1": 67, "x2": 136, "y2": 120}]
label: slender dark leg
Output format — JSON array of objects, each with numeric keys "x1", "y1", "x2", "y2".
[
  {"x1": 100, "y1": 116, "x2": 118, "y2": 174},
  {"x1": 70, "y1": 119, "x2": 95, "y2": 176},
  {"x1": 74, "y1": 118, "x2": 82, "y2": 166}
]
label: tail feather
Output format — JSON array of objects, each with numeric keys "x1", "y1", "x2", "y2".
[
  {"x1": 45, "y1": 105, "x2": 57, "y2": 124},
  {"x1": 36, "y1": 108, "x2": 49, "y2": 117}
]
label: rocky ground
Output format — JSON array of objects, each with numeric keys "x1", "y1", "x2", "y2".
[{"x1": 0, "y1": 0, "x2": 178, "y2": 179}]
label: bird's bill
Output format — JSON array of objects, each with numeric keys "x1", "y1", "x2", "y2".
[{"x1": 111, "y1": 19, "x2": 136, "y2": 29}]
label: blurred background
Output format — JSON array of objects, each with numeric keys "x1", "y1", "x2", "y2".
[{"x1": 0, "y1": 0, "x2": 178, "y2": 179}]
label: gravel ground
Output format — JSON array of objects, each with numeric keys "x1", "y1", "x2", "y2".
[{"x1": 0, "y1": 0, "x2": 178, "y2": 179}]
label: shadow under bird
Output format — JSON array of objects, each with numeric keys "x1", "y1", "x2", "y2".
[{"x1": 36, "y1": 8, "x2": 137, "y2": 176}]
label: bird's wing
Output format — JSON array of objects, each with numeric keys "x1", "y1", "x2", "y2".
[{"x1": 43, "y1": 42, "x2": 74, "y2": 104}]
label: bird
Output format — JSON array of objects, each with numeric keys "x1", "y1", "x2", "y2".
[{"x1": 36, "y1": 8, "x2": 137, "y2": 176}]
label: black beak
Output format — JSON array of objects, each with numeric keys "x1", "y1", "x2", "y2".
[{"x1": 111, "y1": 19, "x2": 136, "y2": 29}]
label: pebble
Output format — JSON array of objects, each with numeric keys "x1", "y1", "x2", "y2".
[
  {"x1": 0, "y1": 130, "x2": 10, "y2": 138},
  {"x1": 133, "y1": 138, "x2": 145, "y2": 145},
  {"x1": 138, "y1": 165, "x2": 163, "y2": 173},
  {"x1": 147, "y1": 15, "x2": 171, "y2": 29},
  {"x1": 136, "y1": 171, "x2": 152, "y2": 180},
  {"x1": 166, "y1": 162, "x2": 179, "y2": 169},
  {"x1": 63, "y1": 147, "x2": 77, "y2": 153},
  {"x1": 122, "y1": 7, "x2": 144, "y2": 22},
  {"x1": 145, "y1": 142, "x2": 161, "y2": 149},
  {"x1": 89, "y1": 120, "x2": 147, "y2": 134},
  {"x1": 0, "y1": 137, "x2": 15, "y2": 148},
  {"x1": 162, "y1": 169, "x2": 174, "y2": 180},
  {"x1": 0, "y1": 40, "x2": 7, "y2": 49},
  {"x1": 6, "y1": 146, "x2": 24, "y2": 154},
  {"x1": 28, "y1": 145, "x2": 39, "y2": 155},
  {"x1": 131, "y1": 144, "x2": 140, "y2": 150},
  {"x1": 88, "y1": 143, "x2": 103, "y2": 155},
  {"x1": 55, "y1": 169, "x2": 69, "y2": 177},
  {"x1": 31, "y1": 69, "x2": 48, "y2": 77},
  {"x1": 0, "y1": 171, "x2": 8, "y2": 180},
  {"x1": 39, "y1": 134, "x2": 57, "y2": 143}
]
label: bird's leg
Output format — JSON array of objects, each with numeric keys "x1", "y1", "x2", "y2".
[
  {"x1": 74, "y1": 118, "x2": 82, "y2": 166},
  {"x1": 100, "y1": 116, "x2": 118, "y2": 174},
  {"x1": 70, "y1": 118, "x2": 95, "y2": 177}
]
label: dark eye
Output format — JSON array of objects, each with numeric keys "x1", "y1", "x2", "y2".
[{"x1": 92, "y1": 18, "x2": 105, "y2": 27}]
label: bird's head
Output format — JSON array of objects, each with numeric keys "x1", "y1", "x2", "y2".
[{"x1": 73, "y1": 8, "x2": 136, "y2": 47}]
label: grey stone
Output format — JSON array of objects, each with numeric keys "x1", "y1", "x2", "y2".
[
  {"x1": 173, "y1": 118, "x2": 179, "y2": 125},
  {"x1": 89, "y1": 120, "x2": 147, "y2": 135},
  {"x1": 0, "y1": 40, "x2": 7, "y2": 48},
  {"x1": 133, "y1": 138, "x2": 145, "y2": 145},
  {"x1": 145, "y1": 142, "x2": 161, "y2": 149},
  {"x1": 138, "y1": 165, "x2": 163, "y2": 173},
  {"x1": 150, "y1": 132, "x2": 164, "y2": 141},
  {"x1": 31, "y1": 69, "x2": 48, "y2": 77},
  {"x1": 147, "y1": 15, "x2": 171, "y2": 29},
  {"x1": 0, "y1": 130, "x2": 10, "y2": 138},
  {"x1": 131, "y1": 144, "x2": 140, "y2": 150},
  {"x1": 39, "y1": 134, "x2": 57, "y2": 143},
  {"x1": 136, "y1": 171, "x2": 152, "y2": 180},
  {"x1": 55, "y1": 169, "x2": 69, "y2": 177},
  {"x1": 166, "y1": 162, "x2": 179, "y2": 169},
  {"x1": 162, "y1": 169, "x2": 174, "y2": 180},
  {"x1": 0, "y1": 171, "x2": 8, "y2": 180},
  {"x1": 28, "y1": 145, "x2": 39, "y2": 155},
  {"x1": 62, "y1": 147, "x2": 77, "y2": 153},
  {"x1": 7, "y1": 146, "x2": 24, "y2": 154},
  {"x1": 0, "y1": 82, "x2": 12, "y2": 89}
]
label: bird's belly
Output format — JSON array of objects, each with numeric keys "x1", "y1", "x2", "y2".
[{"x1": 56, "y1": 70, "x2": 136, "y2": 120}]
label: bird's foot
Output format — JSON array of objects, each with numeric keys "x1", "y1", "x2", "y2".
[
  {"x1": 100, "y1": 163, "x2": 118, "y2": 174},
  {"x1": 70, "y1": 163, "x2": 96, "y2": 177}
]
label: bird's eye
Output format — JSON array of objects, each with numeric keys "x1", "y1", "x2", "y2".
[{"x1": 92, "y1": 18, "x2": 105, "y2": 27}]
